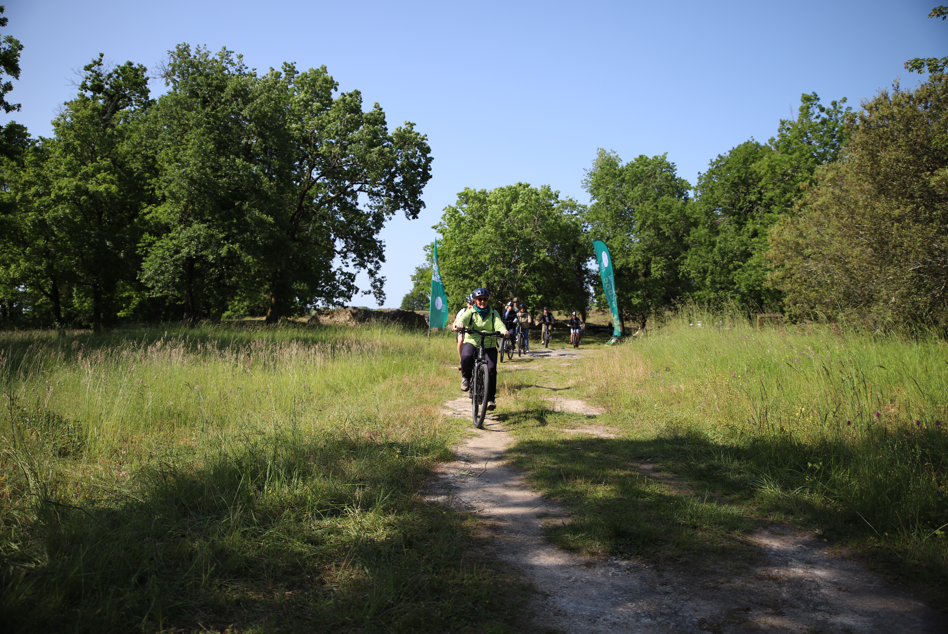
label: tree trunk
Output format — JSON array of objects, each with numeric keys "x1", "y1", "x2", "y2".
[
  {"x1": 265, "y1": 270, "x2": 284, "y2": 325},
  {"x1": 92, "y1": 284, "x2": 102, "y2": 333},
  {"x1": 183, "y1": 257, "x2": 197, "y2": 325},
  {"x1": 50, "y1": 278, "x2": 64, "y2": 332}
]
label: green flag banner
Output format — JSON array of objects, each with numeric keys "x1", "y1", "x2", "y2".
[
  {"x1": 429, "y1": 240, "x2": 450, "y2": 329},
  {"x1": 593, "y1": 239, "x2": 622, "y2": 340}
]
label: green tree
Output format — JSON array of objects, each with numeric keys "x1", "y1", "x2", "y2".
[
  {"x1": 754, "y1": 93, "x2": 851, "y2": 218},
  {"x1": 768, "y1": 75, "x2": 948, "y2": 330},
  {"x1": 400, "y1": 262, "x2": 432, "y2": 311},
  {"x1": 0, "y1": 5, "x2": 22, "y2": 116},
  {"x1": 684, "y1": 140, "x2": 787, "y2": 311},
  {"x1": 144, "y1": 45, "x2": 432, "y2": 323},
  {"x1": 435, "y1": 183, "x2": 589, "y2": 315},
  {"x1": 256, "y1": 62, "x2": 432, "y2": 324},
  {"x1": 143, "y1": 45, "x2": 280, "y2": 322},
  {"x1": 582, "y1": 150, "x2": 694, "y2": 329},
  {"x1": 0, "y1": 5, "x2": 25, "y2": 162},
  {"x1": 905, "y1": 6, "x2": 947, "y2": 75},
  {"x1": 684, "y1": 95, "x2": 850, "y2": 313},
  {"x1": 0, "y1": 55, "x2": 153, "y2": 331}
]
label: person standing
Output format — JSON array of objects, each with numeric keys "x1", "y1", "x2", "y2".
[
  {"x1": 538, "y1": 307, "x2": 555, "y2": 347},
  {"x1": 454, "y1": 288, "x2": 509, "y2": 411},
  {"x1": 517, "y1": 304, "x2": 534, "y2": 352}
]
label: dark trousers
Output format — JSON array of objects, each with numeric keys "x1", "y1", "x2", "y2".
[{"x1": 460, "y1": 343, "x2": 498, "y2": 401}]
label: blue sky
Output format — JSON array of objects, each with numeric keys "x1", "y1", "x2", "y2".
[{"x1": 2, "y1": 0, "x2": 943, "y2": 308}]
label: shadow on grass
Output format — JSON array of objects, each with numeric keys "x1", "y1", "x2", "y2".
[
  {"x1": 507, "y1": 434, "x2": 764, "y2": 567},
  {"x1": 0, "y1": 435, "x2": 529, "y2": 633},
  {"x1": 505, "y1": 429, "x2": 948, "y2": 603},
  {"x1": 495, "y1": 407, "x2": 553, "y2": 428}
]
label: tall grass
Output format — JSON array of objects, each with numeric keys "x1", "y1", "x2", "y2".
[
  {"x1": 586, "y1": 306, "x2": 948, "y2": 580},
  {"x1": 0, "y1": 324, "x2": 525, "y2": 633}
]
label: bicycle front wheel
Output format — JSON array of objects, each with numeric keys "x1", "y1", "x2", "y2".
[
  {"x1": 543, "y1": 328, "x2": 551, "y2": 347},
  {"x1": 473, "y1": 362, "x2": 489, "y2": 428},
  {"x1": 498, "y1": 338, "x2": 505, "y2": 363},
  {"x1": 517, "y1": 332, "x2": 523, "y2": 357}
]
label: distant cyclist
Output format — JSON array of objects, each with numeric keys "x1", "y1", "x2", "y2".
[
  {"x1": 453, "y1": 288, "x2": 509, "y2": 411},
  {"x1": 454, "y1": 294, "x2": 474, "y2": 370},
  {"x1": 501, "y1": 301, "x2": 518, "y2": 334},
  {"x1": 538, "y1": 307, "x2": 554, "y2": 347},
  {"x1": 567, "y1": 312, "x2": 584, "y2": 348},
  {"x1": 517, "y1": 304, "x2": 534, "y2": 352}
]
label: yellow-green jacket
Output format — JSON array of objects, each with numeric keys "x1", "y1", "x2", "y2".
[{"x1": 458, "y1": 307, "x2": 508, "y2": 348}]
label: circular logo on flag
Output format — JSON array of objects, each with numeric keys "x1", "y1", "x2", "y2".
[
  {"x1": 602, "y1": 252, "x2": 610, "y2": 269},
  {"x1": 435, "y1": 297, "x2": 443, "y2": 310}
]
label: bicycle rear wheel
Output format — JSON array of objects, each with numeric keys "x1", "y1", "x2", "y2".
[
  {"x1": 516, "y1": 332, "x2": 524, "y2": 357},
  {"x1": 542, "y1": 328, "x2": 551, "y2": 347},
  {"x1": 498, "y1": 338, "x2": 506, "y2": 363},
  {"x1": 472, "y1": 362, "x2": 489, "y2": 428}
]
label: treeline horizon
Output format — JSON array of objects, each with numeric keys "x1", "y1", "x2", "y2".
[
  {"x1": 0, "y1": 38, "x2": 433, "y2": 332},
  {"x1": 405, "y1": 72, "x2": 947, "y2": 334},
  {"x1": 1, "y1": 7, "x2": 945, "y2": 334}
]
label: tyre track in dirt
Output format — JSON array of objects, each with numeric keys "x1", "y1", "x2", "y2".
[{"x1": 426, "y1": 346, "x2": 947, "y2": 633}]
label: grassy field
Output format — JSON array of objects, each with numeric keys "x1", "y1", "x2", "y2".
[
  {"x1": 1, "y1": 313, "x2": 946, "y2": 632},
  {"x1": 500, "y1": 309, "x2": 948, "y2": 605},
  {"x1": 0, "y1": 323, "x2": 528, "y2": 633}
]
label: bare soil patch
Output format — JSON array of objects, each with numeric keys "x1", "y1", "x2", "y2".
[{"x1": 430, "y1": 347, "x2": 947, "y2": 633}]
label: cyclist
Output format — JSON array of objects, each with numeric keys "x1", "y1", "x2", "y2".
[
  {"x1": 454, "y1": 288, "x2": 509, "y2": 411},
  {"x1": 502, "y1": 301, "x2": 518, "y2": 333},
  {"x1": 500, "y1": 301, "x2": 517, "y2": 357},
  {"x1": 517, "y1": 304, "x2": 534, "y2": 352},
  {"x1": 454, "y1": 294, "x2": 474, "y2": 370},
  {"x1": 538, "y1": 307, "x2": 554, "y2": 347},
  {"x1": 567, "y1": 312, "x2": 584, "y2": 347}
]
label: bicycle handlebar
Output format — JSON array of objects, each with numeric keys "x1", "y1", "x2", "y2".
[{"x1": 459, "y1": 327, "x2": 507, "y2": 338}]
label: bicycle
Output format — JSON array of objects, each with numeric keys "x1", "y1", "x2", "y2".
[
  {"x1": 498, "y1": 327, "x2": 511, "y2": 363},
  {"x1": 516, "y1": 325, "x2": 526, "y2": 357},
  {"x1": 541, "y1": 324, "x2": 552, "y2": 347},
  {"x1": 459, "y1": 327, "x2": 504, "y2": 428},
  {"x1": 571, "y1": 326, "x2": 583, "y2": 348}
]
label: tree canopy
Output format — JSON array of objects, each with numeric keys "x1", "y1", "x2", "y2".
[
  {"x1": 145, "y1": 45, "x2": 432, "y2": 324},
  {"x1": 0, "y1": 45, "x2": 431, "y2": 328},
  {"x1": 582, "y1": 151, "x2": 694, "y2": 328},
  {"x1": 905, "y1": 6, "x2": 947, "y2": 75},
  {"x1": 1, "y1": 55, "x2": 153, "y2": 331},
  {"x1": 769, "y1": 74, "x2": 948, "y2": 331},
  {"x1": 0, "y1": 5, "x2": 22, "y2": 116},
  {"x1": 435, "y1": 183, "x2": 589, "y2": 315},
  {"x1": 400, "y1": 261, "x2": 433, "y2": 311}
]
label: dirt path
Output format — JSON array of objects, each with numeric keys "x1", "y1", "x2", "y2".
[{"x1": 427, "y1": 346, "x2": 947, "y2": 633}]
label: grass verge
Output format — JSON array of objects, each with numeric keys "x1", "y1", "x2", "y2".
[
  {"x1": 0, "y1": 323, "x2": 528, "y2": 633},
  {"x1": 495, "y1": 312, "x2": 947, "y2": 606}
]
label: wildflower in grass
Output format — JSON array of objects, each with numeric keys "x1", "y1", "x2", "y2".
[
  {"x1": 936, "y1": 421, "x2": 942, "y2": 426},
  {"x1": 876, "y1": 412, "x2": 881, "y2": 419},
  {"x1": 916, "y1": 421, "x2": 921, "y2": 426},
  {"x1": 847, "y1": 421, "x2": 852, "y2": 426}
]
